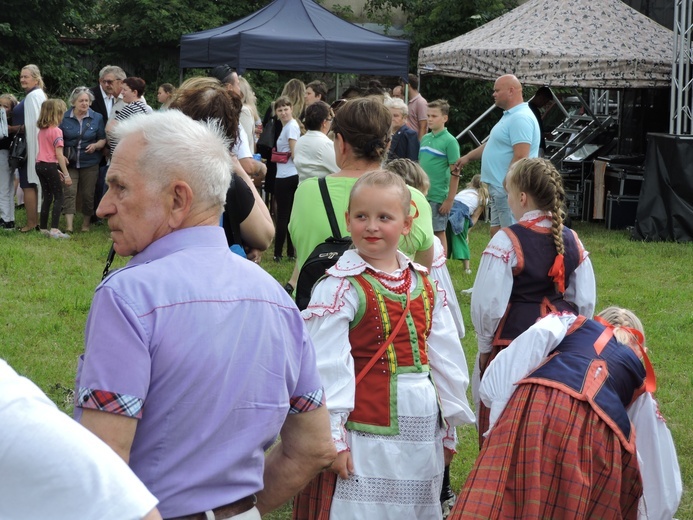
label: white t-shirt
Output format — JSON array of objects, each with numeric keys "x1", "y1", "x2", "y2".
[
  {"x1": 276, "y1": 118, "x2": 300, "y2": 179},
  {"x1": 454, "y1": 187, "x2": 482, "y2": 214},
  {"x1": 239, "y1": 106, "x2": 255, "y2": 154},
  {"x1": 0, "y1": 360, "x2": 158, "y2": 520},
  {"x1": 231, "y1": 123, "x2": 252, "y2": 160}
]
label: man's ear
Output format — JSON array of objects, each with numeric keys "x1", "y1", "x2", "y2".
[{"x1": 168, "y1": 181, "x2": 193, "y2": 229}]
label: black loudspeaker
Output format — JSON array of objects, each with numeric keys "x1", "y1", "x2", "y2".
[{"x1": 606, "y1": 194, "x2": 639, "y2": 230}]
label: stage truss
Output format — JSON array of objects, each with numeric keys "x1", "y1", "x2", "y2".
[{"x1": 671, "y1": 0, "x2": 693, "y2": 134}]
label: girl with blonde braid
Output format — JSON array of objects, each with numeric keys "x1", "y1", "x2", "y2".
[{"x1": 470, "y1": 158, "x2": 596, "y2": 446}]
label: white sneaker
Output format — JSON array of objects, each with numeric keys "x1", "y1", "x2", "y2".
[
  {"x1": 460, "y1": 287, "x2": 473, "y2": 295},
  {"x1": 49, "y1": 230, "x2": 71, "y2": 240},
  {"x1": 464, "y1": 269, "x2": 472, "y2": 275}
]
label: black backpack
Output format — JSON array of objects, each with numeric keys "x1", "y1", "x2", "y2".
[{"x1": 295, "y1": 177, "x2": 352, "y2": 311}]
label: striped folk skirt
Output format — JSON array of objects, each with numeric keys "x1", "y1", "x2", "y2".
[{"x1": 451, "y1": 384, "x2": 642, "y2": 519}]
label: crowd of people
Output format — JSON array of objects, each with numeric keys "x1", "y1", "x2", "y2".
[{"x1": 0, "y1": 63, "x2": 683, "y2": 520}]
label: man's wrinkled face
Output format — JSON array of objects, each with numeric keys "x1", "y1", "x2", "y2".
[{"x1": 97, "y1": 136, "x2": 171, "y2": 256}]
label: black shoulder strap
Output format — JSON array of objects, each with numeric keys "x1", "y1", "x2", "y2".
[{"x1": 318, "y1": 177, "x2": 343, "y2": 239}]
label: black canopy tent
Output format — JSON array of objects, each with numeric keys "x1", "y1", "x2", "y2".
[{"x1": 179, "y1": 0, "x2": 409, "y2": 79}]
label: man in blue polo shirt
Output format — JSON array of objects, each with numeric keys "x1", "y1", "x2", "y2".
[{"x1": 454, "y1": 74, "x2": 540, "y2": 236}]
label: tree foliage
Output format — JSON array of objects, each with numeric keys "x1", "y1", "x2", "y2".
[
  {"x1": 365, "y1": 0, "x2": 518, "y2": 151},
  {"x1": 0, "y1": 0, "x2": 96, "y2": 96}
]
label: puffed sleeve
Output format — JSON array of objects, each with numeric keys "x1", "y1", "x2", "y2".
[
  {"x1": 471, "y1": 230, "x2": 515, "y2": 354},
  {"x1": 564, "y1": 235, "x2": 596, "y2": 318},
  {"x1": 426, "y1": 280, "x2": 476, "y2": 431},
  {"x1": 627, "y1": 392, "x2": 682, "y2": 520},
  {"x1": 302, "y1": 276, "x2": 359, "y2": 452}
]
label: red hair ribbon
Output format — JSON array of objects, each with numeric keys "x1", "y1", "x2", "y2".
[
  {"x1": 410, "y1": 200, "x2": 419, "y2": 219},
  {"x1": 548, "y1": 254, "x2": 565, "y2": 293},
  {"x1": 594, "y1": 315, "x2": 656, "y2": 393}
]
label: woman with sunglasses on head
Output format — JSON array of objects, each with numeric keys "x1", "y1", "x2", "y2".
[{"x1": 59, "y1": 86, "x2": 107, "y2": 233}]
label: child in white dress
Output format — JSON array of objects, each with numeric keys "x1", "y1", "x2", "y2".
[{"x1": 294, "y1": 170, "x2": 474, "y2": 520}]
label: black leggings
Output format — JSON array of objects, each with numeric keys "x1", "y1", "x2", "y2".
[
  {"x1": 36, "y1": 161, "x2": 64, "y2": 229},
  {"x1": 273, "y1": 175, "x2": 298, "y2": 258}
]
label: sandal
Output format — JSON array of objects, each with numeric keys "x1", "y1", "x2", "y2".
[{"x1": 19, "y1": 225, "x2": 40, "y2": 233}]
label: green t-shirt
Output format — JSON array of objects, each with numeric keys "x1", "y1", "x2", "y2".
[
  {"x1": 289, "y1": 176, "x2": 435, "y2": 269},
  {"x1": 419, "y1": 128, "x2": 461, "y2": 203}
]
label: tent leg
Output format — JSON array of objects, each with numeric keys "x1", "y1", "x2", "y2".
[{"x1": 336, "y1": 73, "x2": 340, "y2": 101}]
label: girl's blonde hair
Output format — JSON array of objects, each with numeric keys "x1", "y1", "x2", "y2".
[
  {"x1": 597, "y1": 306, "x2": 646, "y2": 349},
  {"x1": 238, "y1": 77, "x2": 259, "y2": 121},
  {"x1": 37, "y1": 99, "x2": 67, "y2": 129},
  {"x1": 280, "y1": 78, "x2": 306, "y2": 120},
  {"x1": 385, "y1": 158, "x2": 430, "y2": 195},
  {"x1": 349, "y1": 169, "x2": 411, "y2": 217},
  {"x1": 0, "y1": 93, "x2": 19, "y2": 113},
  {"x1": 467, "y1": 174, "x2": 489, "y2": 209},
  {"x1": 506, "y1": 158, "x2": 566, "y2": 257}
]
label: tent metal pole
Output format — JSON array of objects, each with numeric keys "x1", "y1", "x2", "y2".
[{"x1": 336, "y1": 74, "x2": 340, "y2": 101}]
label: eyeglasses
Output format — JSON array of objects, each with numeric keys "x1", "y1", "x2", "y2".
[{"x1": 101, "y1": 79, "x2": 114, "y2": 85}]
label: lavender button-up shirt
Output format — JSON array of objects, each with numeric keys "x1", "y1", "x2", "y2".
[{"x1": 75, "y1": 226, "x2": 323, "y2": 517}]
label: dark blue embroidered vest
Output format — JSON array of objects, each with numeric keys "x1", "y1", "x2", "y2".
[
  {"x1": 494, "y1": 224, "x2": 580, "y2": 346},
  {"x1": 521, "y1": 318, "x2": 646, "y2": 451}
]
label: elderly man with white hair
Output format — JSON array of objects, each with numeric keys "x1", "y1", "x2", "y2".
[
  {"x1": 74, "y1": 110, "x2": 336, "y2": 520},
  {"x1": 385, "y1": 97, "x2": 420, "y2": 162}
]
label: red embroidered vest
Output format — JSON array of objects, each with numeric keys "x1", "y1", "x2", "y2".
[{"x1": 345, "y1": 270, "x2": 435, "y2": 435}]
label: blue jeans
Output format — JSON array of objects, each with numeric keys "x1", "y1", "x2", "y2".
[{"x1": 488, "y1": 183, "x2": 515, "y2": 228}]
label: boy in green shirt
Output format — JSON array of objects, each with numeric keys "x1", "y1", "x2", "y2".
[{"x1": 419, "y1": 99, "x2": 461, "y2": 253}]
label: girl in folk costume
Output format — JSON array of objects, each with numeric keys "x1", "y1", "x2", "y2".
[
  {"x1": 450, "y1": 307, "x2": 682, "y2": 519},
  {"x1": 293, "y1": 170, "x2": 475, "y2": 520},
  {"x1": 384, "y1": 158, "x2": 466, "y2": 515},
  {"x1": 471, "y1": 158, "x2": 596, "y2": 446}
]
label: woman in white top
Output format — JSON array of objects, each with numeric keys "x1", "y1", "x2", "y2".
[
  {"x1": 293, "y1": 100, "x2": 338, "y2": 183},
  {"x1": 272, "y1": 95, "x2": 302, "y2": 261}
]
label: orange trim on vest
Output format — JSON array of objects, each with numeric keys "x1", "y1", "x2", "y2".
[{"x1": 504, "y1": 227, "x2": 524, "y2": 275}]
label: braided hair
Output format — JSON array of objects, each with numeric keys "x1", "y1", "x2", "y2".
[
  {"x1": 507, "y1": 158, "x2": 569, "y2": 292},
  {"x1": 597, "y1": 306, "x2": 646, "y2": 349},
  {"x1": 507, "y1": 158, "x2": 566, "y2": 257}
]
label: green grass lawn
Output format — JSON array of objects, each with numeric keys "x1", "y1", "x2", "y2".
[{"x1": 0, "y1": 212, "x2": 690, "y2": 518}]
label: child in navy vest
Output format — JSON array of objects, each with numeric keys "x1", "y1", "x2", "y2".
[{"x1": 470, "y1": 158, "x2": 596, "y2": 446}]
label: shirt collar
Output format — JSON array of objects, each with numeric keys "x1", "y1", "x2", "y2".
[
  {"x1": 504, "y1": 102, "x2": 528, "y2": 115},
  {"x1": 128, "y1": 226, "x2": 227, "y2": 267}
]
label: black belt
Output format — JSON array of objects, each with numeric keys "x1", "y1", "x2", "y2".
[{"x1": 166, "y1": 495, "x2": 256, "y2": 520}]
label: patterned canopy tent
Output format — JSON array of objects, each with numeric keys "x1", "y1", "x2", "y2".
[{"x1": 418, "y1": 0, "x2": 674, "y2": 88}]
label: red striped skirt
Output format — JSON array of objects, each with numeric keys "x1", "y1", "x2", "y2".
[
  {"x1": 292, "y1": 471, "x2": 337, "y2": 520},
  {"x1": 451, "y1": 384, "x2": 642, "y2": 519}
]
